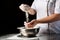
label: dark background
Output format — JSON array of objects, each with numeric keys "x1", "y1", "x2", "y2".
[{"x1": 1, "y1": 0, "x2": 36, "y2": 36}]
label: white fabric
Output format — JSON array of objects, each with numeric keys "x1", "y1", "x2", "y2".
[
  {"x1": 31, "y1": 0, "x2": 49, "y2": 33},
  {"x1": 54, "y1": 0, "x2": 60, "y2": 13},
  {"x1": 49, "y1": 0, "x2": 60, "y2": 33},
  {"x1": 31, "y1": 0, "x2": 60, "y2": 33}
]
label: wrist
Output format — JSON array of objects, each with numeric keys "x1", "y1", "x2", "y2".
[
  {"x1": 24, "y1": 5, "x2": 31, "y2": 12},
  {"x1": 35, "y1": 19, "x2": 40, "y2": 24},
  {"x1": 27, "y1": 7, "x2": 31, "y2": 12}
]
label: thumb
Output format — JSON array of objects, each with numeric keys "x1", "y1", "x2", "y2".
[
  {"x1": 24, "y1": 21, "x2": 26, "y2": 25},
  {"x1": 30, "y1": 20, "x2": 35, "y2": 24}
]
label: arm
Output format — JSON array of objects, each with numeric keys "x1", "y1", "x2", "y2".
[
  {"x1": 24, "y1": 13, "x2": 60, "y2": 28},
  {"x1": 19, "y1": 0, "x2": 37, "y2": 15},
  {"x1": 36, "y1": 14, "x2": 60, "y2": 23},
  {"x1": 27, "y1": 8, "x2": 36, "y2": 15},
  {"x1": 19, "y1": 4, "x2": 36, "y2": 15},
  {"x1": 36, "y1": 0, "x2": 60, "y2": 23},
  {"x1": 27, "y1": 0, "x2": 37, "y2": 15}
]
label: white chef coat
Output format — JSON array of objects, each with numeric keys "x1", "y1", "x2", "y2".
[{"x1": 31, "y1": 0, "x2": 60, "y2": 34}]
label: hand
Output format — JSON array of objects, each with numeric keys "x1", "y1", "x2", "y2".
[
  {"x1": 19, "y1": 4, "x2": 30, "y2": 12},
  {"x1": 24, "y1": 19, "x2": 38, "y2": 28}
]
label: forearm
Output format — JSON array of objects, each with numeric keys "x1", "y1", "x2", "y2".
[
  {"x1": 36, "y1": 14, "x2": 60, "y2": 23},
  {"x1": 27, "y1": 8, "x2": 36, "y2": 15}
]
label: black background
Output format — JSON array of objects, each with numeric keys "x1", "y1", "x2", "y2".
[{"x1": 1, "y1": 0, "x2": 36, "y2": 36}]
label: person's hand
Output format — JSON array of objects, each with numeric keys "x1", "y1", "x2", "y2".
[
  {"x1": 24, "y1": 19, "x2": 38, "y2": 28},
  {"x1": 19, "y1": 4, "x2": 30, "y2": 12}
]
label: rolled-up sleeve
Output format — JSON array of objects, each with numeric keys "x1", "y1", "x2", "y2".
[{"x1": 54, "y1": 0, "x2": 60, "y2": 14}]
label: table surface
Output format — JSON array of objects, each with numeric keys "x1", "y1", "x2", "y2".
[{"x1": 0, "y1": 33, "x2": 60, "y2": 40}]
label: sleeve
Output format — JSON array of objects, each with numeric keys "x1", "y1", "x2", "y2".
[
  {"x1": 31, "y1": 0, "x2": 36, "y2": 10},
  {"x1": 54, "y1": 0, "x2": 60, "y2": 14}
]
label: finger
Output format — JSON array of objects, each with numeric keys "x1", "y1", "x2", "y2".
[
  {"x1": 29, "y1": 21, "x2": 34, "y2": 24},
  {"x1": 27, "y1": 25, "x2": 33, "y2": 28},
  {"x1": 19, "y1": 4, "x2": 25, "y2": 10},
  {"x1": 24, "y1": 21, "x2": 26, "y2": 24},
  {"x1": 24, "y1": 22, "x2": 27, "y2": 25}
]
